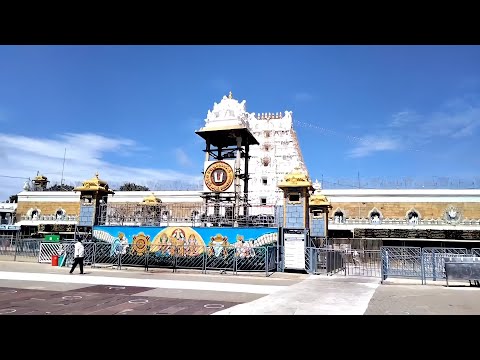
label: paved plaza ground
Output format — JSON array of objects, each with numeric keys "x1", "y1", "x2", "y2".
[
  {"x1": 0, "y1": 261, "x2": 478, "y2": 315},
  {"x1": 365, "y1": 278, "x2": 480, "y2": 315}
]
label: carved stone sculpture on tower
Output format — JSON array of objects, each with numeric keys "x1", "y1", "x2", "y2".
[{"x1": 201, "y1": 92, "x2": 251, "y2": 131}]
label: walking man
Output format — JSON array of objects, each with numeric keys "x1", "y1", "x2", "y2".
[{"x1": 69, "y1": 238, "x2": 85, "y2": 274}]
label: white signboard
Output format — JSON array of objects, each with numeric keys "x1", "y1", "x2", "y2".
[
  {"x1": 0, "y1": 225, "x2": 20, "y2": 231},
  {"x1": 283, "y1": 231, "x2": 305, "y2": 270}
]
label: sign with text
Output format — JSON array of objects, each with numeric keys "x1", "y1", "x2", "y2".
[
  {"x1": 283, "y1": 228, "x2": 306, "y2": 270},
  {"x1": 0, "y1": 225, "x2": 20, "y2": 231}
]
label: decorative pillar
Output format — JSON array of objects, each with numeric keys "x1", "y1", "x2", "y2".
[
  {"x1": 308, "y1": 187, "x2": 331, "y2": 247},
  {"x1": 74, "y1": 173, "x2": 114, "y2": 227},
  {"x1": 277, "y1": 168, "x2": 313, "y2": 229}
]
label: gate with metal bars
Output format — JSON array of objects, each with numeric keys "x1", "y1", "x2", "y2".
[
  {"x1": 344, "y1": 250, "x2": 381, "y2": 277},
  {"x1": 421, "y1": 247, "x2": 469, "y2": 282},
  {"x1": 381, "y1": 246, "x2": 424, "y2": 284}
]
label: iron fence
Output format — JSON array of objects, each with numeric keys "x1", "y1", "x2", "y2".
[
  {"x1": 381, "y1": 246, "x2": 424, "y2": 284},
  {"x1": 304, "y1": 246, "x2": 314, "y2": 273},
  {"x1": 305, "y1": 247, "x2": 345, "y2": 275},
  {"x1": 266, "y1": 246, "x2": 277, "y2": 276},
  {"x1": 96, "y1": 202, "x2": 279, "y2": 228},
  {"x1": 320, "y1": 176, "x2": 480, "y2": 189},
  {"x1": 329, "y1": 218, "x2": 480, "y2": 226},
  {"x1": 0, "y1": 238, "x2": 42, "y2": 262},
  {"x1": 421, "y1": 247, "x2": 469, "y2": 282},
  {"x1": 277, "y1": 245, "x2": 285, "y2": 272},
  {"x1": 37, "y1": 241, "x2": 278, "y2": 276},
  {"x1": 0, "y1": 237, "x2": 15, "y2": 261},
  {"x1": 7, "y1": 238, "x2": 480, "y2": 282},
  {"x1": 344, "y1": 250, "x2": 382, "y2": 277},
  {"x1": 92, "y1": 242, "x2": 119, "y2": 267},
  {"x1": 380, "y1": 246, "x2": 480, "y2": 284},
  {"x1": 38, "y1": 242, "x2": 61, "y2": 263},
  {"x1": 173, "y1": 245, "x2": 205, "y2": 272},
  {"x1": 205, "y1": 247, "x2": 236, "y2": 274},
  {"x1": 145, "y1": 244, "x2": 175, "y2": 270}
]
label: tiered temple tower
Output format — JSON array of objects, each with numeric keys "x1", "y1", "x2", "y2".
[{"x1": 198, "y1": 93, "x2": 309, "y2": 216}]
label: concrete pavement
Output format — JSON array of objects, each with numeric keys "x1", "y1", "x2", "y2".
[
  {"x1": 1, "y1": 261, "x2": 479, "y2": 315},
  {"x1": 365, "y1": 278, "x2": 480, "y2": 315},
  {"x1": 214, "y1": 276, "x2": 380, "y2": 315},
  {"x1": 0, "y1": 261, "x2": 381, "y2": 315}
]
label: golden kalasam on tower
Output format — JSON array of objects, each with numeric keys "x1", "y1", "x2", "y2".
[
  {"x1": 140, "y1": 193, "x2": 162, "y2": 205},
  {"x1": 309, "y1": 193, "x2": 331, "y2": 207},
  {"x1": 74, "y1": 173, "x2": 114, "y2": 193},
  {"x1": 277, "y1": 167, "x2": 313, "y2": 190}
]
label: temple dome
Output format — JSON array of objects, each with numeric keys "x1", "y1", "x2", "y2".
[
  {"x1": 74, "y1": 173, "x2": 114, "y2": 193},
  {"x1": 140, "y1": 193, "x2": 162, "y2": 205}
]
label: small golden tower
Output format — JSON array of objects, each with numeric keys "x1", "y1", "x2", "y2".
[
  {"x1": 74, "y1": 173, "x2": 114, "y2": 226},
  {"x1": 277, "y1": 167, "x2": 313, "y2": 229},
  {"x1": 32, "y1": 171, "x2": 49, "y2": 191},
  {"x1": 309, "y1": 180, "x2": 331, "y2": 244}
]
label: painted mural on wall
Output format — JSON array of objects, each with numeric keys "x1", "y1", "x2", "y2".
[{"x1": 93, "y1": 226, "x2": 278, "y2": 259}]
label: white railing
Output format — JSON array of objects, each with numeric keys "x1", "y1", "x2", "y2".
[{"x1": 329, "y1": 218, "x2": 480, "y2": 226}]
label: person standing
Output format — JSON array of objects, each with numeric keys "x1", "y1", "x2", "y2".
[{"x1": 69, "y1": 238, "x2": 85, "y2": 274}]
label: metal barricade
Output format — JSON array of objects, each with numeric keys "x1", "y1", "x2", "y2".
[{"x1": 381, "y1": 246, "x2": 423, "y2": 284}]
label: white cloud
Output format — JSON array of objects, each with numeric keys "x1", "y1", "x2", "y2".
[
  {"x1": 294, "y1": 92, "x2": 314, "y2": 102},
  {"x1": 389, "y1": 96, "x2": 480, "y2": 141},
  {"x1": 389, "y1": 110, "x2": 418, "y2": 127},
  {"x1": 174, "y1": 148, "x2": 192, "y2": 167},
  {"x1": 0, "y1": 132, "x2": 203, "y2": 200},
  {"x1": 425, "y1": 106, "x2": 480, "y2": 139},
  {"x1": 348, "y1": 94, "x2": 480, "y2": 158},
  {"x1": 348, "y1": 136, "x2": 400, "y2": 158}
]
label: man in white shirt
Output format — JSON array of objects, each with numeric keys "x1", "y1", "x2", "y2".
[{"x1": 69, "y1": 238, "x2": 85, "y2": 274}]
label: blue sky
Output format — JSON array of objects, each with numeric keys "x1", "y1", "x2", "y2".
[{"x1": 0, "y1": 45, "x2": 479, "y2": 199}]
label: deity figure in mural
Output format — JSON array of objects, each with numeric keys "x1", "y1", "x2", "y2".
[
  {"x1": 193, "y1": 234, "x2": 199, "y2": 256},
  {"x1": 159, "y1": 233, "x2": 169, "y2": 254},
  {"x1": 208, "y1": 234, "x2": 228, "y2": 258},
  {"x1": 119, "y1": 232, "x2": 129, "y2": 254},
  {"x1": 235, "y1": 235, "x2": 256, "y2": 258},
  {"x1": 185, "y1": 233, "x2": 200, "y2": 256},
  {"x1": 110, "y1": 232, "x2": 129, "y2": 257},
  {"x1": 165, "y1": 237, "x2": 173, "y2": 256},
  {"x1": 182, "y1": 234, "x2": 190, "y2": 256},
  {"x1": 235, "y1": 235, "x2": 247, "y2": 258},
  {"x1": 246, "y1": 241, "x2": 256, "y2": 258},
  {"x1": 171, "y1": 228, "x2": 186, "y2": 257}
]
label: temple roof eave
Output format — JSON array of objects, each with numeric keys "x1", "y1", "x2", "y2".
[
  {"x1": 73, "y1": 185, "x2": 115, "y2": 194},
  {"x1": 277, "y1": 169, "x2": 313, "y2": 190},
  {"x1": 74, "y1": 173, "x2": 113, "y2": 194},
  {"x1": 309, "y1": 194, "x2": 332, "y2": 207}
]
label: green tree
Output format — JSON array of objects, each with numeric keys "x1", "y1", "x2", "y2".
[
  {"x1": 119, "y1": 182, "x2": 150, "y2": 191},
  {"x1": 47, "y1": 184, "x2": 75, "y2": 191}
]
